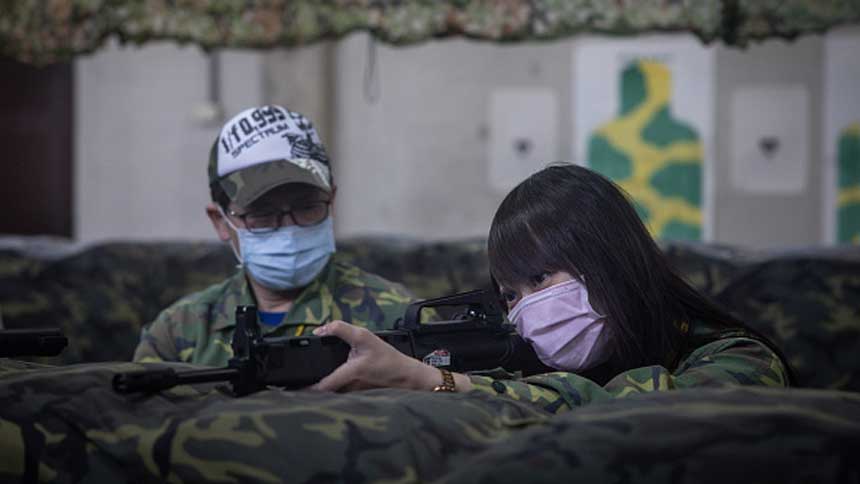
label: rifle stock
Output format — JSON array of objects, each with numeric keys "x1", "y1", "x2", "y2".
[{"x1": 0, "y1": 328, "x2": 68, "y2": 358}]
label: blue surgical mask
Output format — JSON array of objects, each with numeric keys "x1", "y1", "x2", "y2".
[{"x1": 220, "y1": 208, "x2": 336, "y2": 290}]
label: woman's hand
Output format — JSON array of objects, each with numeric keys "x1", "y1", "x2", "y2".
[{"x1": 309, "y1": 321, "x2": 443, "y2": 392}]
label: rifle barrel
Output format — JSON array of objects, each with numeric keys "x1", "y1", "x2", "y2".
[{"x1": 113, "y1": 367, "x2": 238, "y2": 394}]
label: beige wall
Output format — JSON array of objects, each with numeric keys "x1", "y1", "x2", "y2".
[
  {"x1": 331, "y1": 35, "x2": 573, "y2": 240},
  {"x1": 328, "y1": 32, "x2": 859, "y2": 248},
  {"x1": 713, "y1": 37, "x2": 823, "y2": 248},
  {"x1": 71, "y1": 30, "x2": 859, "y2": 248},
  {"x1": 74, "y1": 41, "x2": 263, "y2": 243}
]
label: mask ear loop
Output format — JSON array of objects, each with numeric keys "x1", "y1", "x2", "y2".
[
  {"x1": 217, "y1": 205, "x2": 244, "y2": 267},
  {"x1": 574, "y1": 273, "x2": 608, "y2": 319}
]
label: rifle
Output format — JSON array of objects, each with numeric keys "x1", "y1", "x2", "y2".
[
  {"x1": 0, "y1": 328, "x2": 68, "y2": 358},
  {"x1": 113, "y1": 289, "x2": 552, "y2": 396}
]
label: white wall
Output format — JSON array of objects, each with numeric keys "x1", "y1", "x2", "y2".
[
  {"x1": 72, "y1": 30, "x2": 859, "y2": 248},
  {"x1": 713, "y1": 36, "x2": 824, "y2": 249},
  {"x1": 264, "y1": 43, "x2": 335, "y2": 145},
  {"x1": 74, "y1": 41, "x2": 263, "y2": 243},
  {"x1": 332, "y1": 34, "x2": 572, "y2": 240},
  {"x1": 328, "y1": 32, "x2": 857, "y2": 248}
]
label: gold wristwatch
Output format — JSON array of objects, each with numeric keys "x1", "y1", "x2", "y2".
[{"x1": 432, "y1": 368, "x2": 456, "y2": 392}]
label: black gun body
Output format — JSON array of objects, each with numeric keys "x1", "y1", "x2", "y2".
[
  {"x1": 113, "y1": 289, "x2": 552, "y2": 395},
  {"x1": 0, "y1": 329, "x2": 68, "y2": 358},
  {"x1": 254, "y1": 321, "x2": 549, "y2": 390},
  {"x1": 256, "y1": 331, "x2": 411, "y2": 388}
]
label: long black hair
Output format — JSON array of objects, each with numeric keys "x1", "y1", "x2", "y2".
[{"x1": 489, "y1": 163, "x2": 755, "y2": 373}]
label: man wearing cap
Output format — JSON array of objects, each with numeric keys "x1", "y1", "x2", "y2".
[{"x1": 133, "y1": 105, "x2": 417, "y2": 366}]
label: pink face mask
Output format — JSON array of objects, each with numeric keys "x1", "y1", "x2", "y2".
[{"x1": 508, "y1": 278, "x2": 611, "y2": 372}]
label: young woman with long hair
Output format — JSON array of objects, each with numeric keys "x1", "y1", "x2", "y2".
[{"x1": 310, "y1": 164, "x2": 791, "y2": 413}]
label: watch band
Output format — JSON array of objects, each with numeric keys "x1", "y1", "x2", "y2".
[{"x1": 432, "y1": 368, "x2": 456, "y2": 392}]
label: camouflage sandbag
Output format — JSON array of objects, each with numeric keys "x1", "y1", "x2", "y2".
[
  {"x1": 339, "y1": 238, "x2": 747, "y2": 299},
  {"x1": 438, "y1": 385, "x2": 860, "y2": 484},
  {"x1": 0, "y1": 242, "x2": 236, "y2": 364},
  {"x1": 2, "y1": 236, "x2": 857, "y2": 375},
  {"x1": 0, "y1": 249, "x2": 51, "y2": 331},
  {"x1": 0, "y1": 249, "x2": 46, "y2": 283},
  {"x1": 338, "y1": 237, "x2": 491, "y2": 300},
  {"x1": 0, "y1": 360, "x2": 549, "y2": 483},
  {"x1": 716, "y1": 255, "x2": 860, "y2": 391},
  {"x1": 1, "y1": 360, "x2": 858, "y2": 483},
  {"x1": 659, "y1": 241, "x2": 756, "y2": 297},
  {"x1": 0, "y1": 237, "x2": 492, "y2": 363}
]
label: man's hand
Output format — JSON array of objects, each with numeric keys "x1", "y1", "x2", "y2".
[{"x1": 309, "y1": 321, "x2": 442, "y2": 392}]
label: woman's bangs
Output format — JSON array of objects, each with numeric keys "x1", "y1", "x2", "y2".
[{"x1": 488, "y1": 209, "x2": 554, "y2": 290}]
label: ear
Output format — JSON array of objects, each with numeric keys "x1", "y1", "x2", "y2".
[{"x1": 206, "y1": 203, "x2": 232, "y2": 242}]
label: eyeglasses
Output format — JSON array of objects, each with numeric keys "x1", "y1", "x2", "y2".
[{"x1": 227, "y1": 201, "x2": 331, "y2": 233}]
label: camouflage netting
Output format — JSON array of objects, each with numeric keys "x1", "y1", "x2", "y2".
[
  {"x1": 0, "y1": 360, "x2": 858, "y2": 483},
  {"x1": 1, "y1": 0, "x2": 859, "y2": 65}
]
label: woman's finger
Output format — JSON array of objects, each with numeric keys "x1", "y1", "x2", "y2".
[
  {"x1": 311, "y1": 359, "x2": 358, "y2": 392},
  {"x1": 313, "y1": 320, "x2": 367, "y2": 346}
]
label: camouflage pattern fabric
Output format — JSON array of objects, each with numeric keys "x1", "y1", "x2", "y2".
[
  {"x1": 469, "y1": 328, "x2": 789, "y2": 414},
  {"x1": 715, "y1": 254, "x2": 860, "y2": 392},
  {"x1": 0, "y1": 248, "x2": 47, "y2": 283},
  {"x1": 134, "y1": 252, "x2": 417, "y2": 366},
  {"x1": 437, "y1": 386, "x2": 860, "y2": 484},
  {"x1": 1, "y1": 238, "x2": 859, "y2": 392},
  {"x1": 0, "y1": 238, "x2": 490, "y2": 365},
  {"x1": 337, "y1": 237, "x2": 491, "y2": 300},
  {"x1": 343, "y1": 238, "x2": 751, "y2": 301},
  {"x1": 658, "y1": 240, "x2": 755, "y2": 297},
  {"x1": 0, "y1": 242, "x2": 237, "y2": 364},
  {"x1": 0, "y1": 359, "x2": 857, "y2": 483},
  {"x1": 2, "y1": 1, "x2": 860, "y2": 65}
]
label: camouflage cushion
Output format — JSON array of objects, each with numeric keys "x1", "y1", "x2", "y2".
[
  {"x1": 440, "y1": 385, "x2": 860, "y2": 484},
  {"x1": 0, "y1": 238, "x2": 489, "y2": 363},
  {"x1": 716, "y1": 254, "x2": 860, "y2": 391},
  {"x1": 0, "y1": 360, "x2": 858, "y2": 483},
  {"x1": 337, "y1": 237, "x2": 491, "y2": 299},
  {"x1": 1, "y1": 238, "x2": 859, "y2": 392},
  {"x1": 659, "y1": 241, "x2": 755, "y2": 297},
  {"x1": 0, "y1": 242, "x2": 235, "y2": 363}
]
